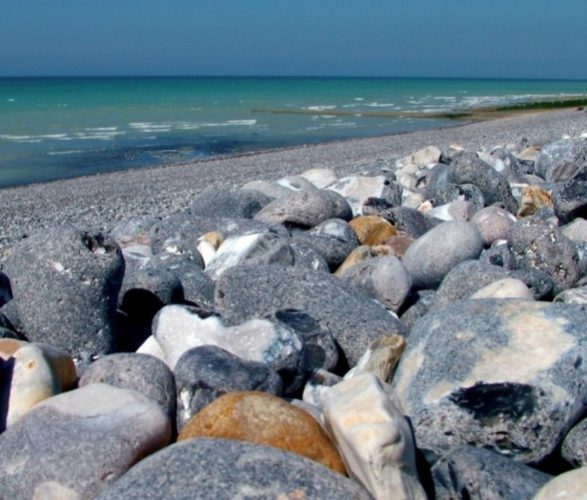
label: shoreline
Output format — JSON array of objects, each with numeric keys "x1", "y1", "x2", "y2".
[{"x1": 1, "y1": 108, "x2": 586, "y2": 255}]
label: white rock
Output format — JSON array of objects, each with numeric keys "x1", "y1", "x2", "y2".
[
  {"x1": 322, "y1": 373, "x2": 426, "y2": 500},
  {"x1": 153, "y1": 305, "x2": 303, "y2": 369},
  {"x1": 533, "y1": 466, "x2": 587, "y2": 500},
  {"x1": 275, "y1": 175, "x2": 317, "y2": 192},
  {"x1": 427, "y1": 200, "x2": 474, "y2": 222},
  {"x1": 326, "y1": 175, "x2": 387, "y2": 216},
  {"x1": 241, "y1": 180, "x2": 291, "y2": 199},
  {"x1": 562, "y1": 218, "x2": 587, "y2": 243},
  {"x1": 470, "y1": 278, "x2": 534, "y2": 300},
  {"x1": 300, "y1": 168, "x2": 338, "y2": 189},
  {"x1": 136, "y1": 335, "x2": 167, "y2": 362},
  {"x1": 396, "y1": 146, "x2": 442, "y2": 172}
]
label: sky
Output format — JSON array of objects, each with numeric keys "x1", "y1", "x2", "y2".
[{"x1": 1, "y1": 0, "x2": 586, "y2": 79}]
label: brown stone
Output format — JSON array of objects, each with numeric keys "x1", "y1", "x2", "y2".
[
  {"x1": 517, "y1": 185, "x2": 553, "y2": 218},
  {"x1": 178, "y1": 391, "x2": 347, "y2": 475},
  {"x1": 0, "y1": 338, "x2": 27, "y2": 359},
  {"x1": 349, "y1": 216, "x2": 396, "y2": 246},
  {"x1": 380, "y1": 233, "x2": 414, "y2": 258}
]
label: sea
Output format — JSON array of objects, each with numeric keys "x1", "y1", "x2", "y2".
[{"x1": 1, "y1": 76, "x2": 586, "y2": 188}]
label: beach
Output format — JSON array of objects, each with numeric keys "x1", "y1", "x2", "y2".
[{"x1": 1, "y1": 108, "x2": 586, "y2": 255}]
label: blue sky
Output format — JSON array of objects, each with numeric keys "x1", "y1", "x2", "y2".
[{"x1": 1, "y1": 0, "x2": 586, "y2": 79}]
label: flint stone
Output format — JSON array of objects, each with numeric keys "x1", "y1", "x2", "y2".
[
  {"x1": 552, "y1": 164, "x2": 587, "y2": 224},
  {"x1": 153, "y1": 305, "x2": 303, "y2": 373},
  {"x1": 431, "y1": 445, "x2": 552, "y2": 500},
  {"x1": 533, "y1": 466, "x2": 587, "y2": 500},
  {"x1": 535, "y1": 138, "x2": 587, "y2": 181},
  {"x1": 472, "y1": 205, "x2": 517, "y2": 246},
  {"x1": 174, "y1": 346, "x2": 282, "y2": 429},
  {"x1": 392, "y1": 299, "x2": 587, "y2": 463},
  {"x1": 433, "y1": 260, "x2": 510, "y2": 308},
  {"x1": 340, "y1": 256, "x2": 412, "y2": 312},
  {"x1": 215, "y1": 265, "x2": 406, "y2": 367},
  {"x1": 402, "y1": 221, "x2": 484, "y2": 290},
  {"x1": 79, "y1": 353, "x2": 176, "y2": 419},
  {"x1": 300, "y1": 167, "x2": 338, "y2": 189},
  {"x1": 0, "y1": 383, "x2": 171, "y2": 499},
  {"x1": 206, "y1": 232, "x2": 294, "y2": 280},
  {"x1": 3, "y1": 225, "x2": 124, "y2": 365},
  {"x1": 326, "y1": 174, "x2": 391, "y2": 216},
  {"x1": 188, "y1": 187, "x2": 270, "y2": 219},
  {"x1": 96, "y1": 438, "x2": 370, "y2": 499},
  {"x1": 508, "y1": 215, "x2": 580, "y2": 294},
  {"x1": 254, "y1": 190, "x2": 337, "y2": 228},
  {"x1": 289, "y1": 242, "x2": 330, "y2": 272}
]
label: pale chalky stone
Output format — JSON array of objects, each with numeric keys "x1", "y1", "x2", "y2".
[
  {"x1": 533, "y1": 466, "x2": 587, "y2": 500},
  {"x1": 322, "y1": 373, "x2": 426, "y2": 500},
  {"x1": 327, "y1": 175, "x2": 388, "y2": 216},
  {"x1": 344, "y1": 334, "x2": 406, "y2": 383},
  {"x1": 470, "y1": 278, "x2": 534, "y2": 300}
]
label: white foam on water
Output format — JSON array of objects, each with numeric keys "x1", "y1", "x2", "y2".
[
  {"x1": 354, "y1": 97, "x2": 365, "y2": 101},
  {"x1": 225, "y1": 119, "x2": 257, "y2": 126},
  {"x1": 366, "y1": 102, "x2": 396, "y2": 108},
  {"x1": 305, "y1": 105, "x2": 336, "y2": 111},
  {"x1": 48, "y1": 150, "x2": 85, "y2": 156},
  {"x1": 7, "y1": 98, "x2": 15, "y2": 102}
]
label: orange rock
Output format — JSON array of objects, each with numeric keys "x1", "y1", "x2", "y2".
[
  {"x1": 178, "y1": 391, "x2": 347, "y2": 475},
  {"x1": 379, "y1": 233, "x2": 414, "y2": 259},
  {"x1": 349, "y1": 216, "x2": 396, "y2": 246},
  {"x1": 517, "y1": 185, "x2": 553, "y2": 218}
]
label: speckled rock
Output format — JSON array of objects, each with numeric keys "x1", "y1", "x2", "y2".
[
  {"x1": 0, "y1": 383, "x2": 171, "y2": 499},
  {"x1": 554, "y1": 286, "x2": 587, "y2": 304},
  {"x1": 535, "y1": 138, "x2": 587, "y2": 181},
  {"x1": 402, "y1": 221, "x2": 484, "y2": 290},
  {"x1": 326, "y1": 174, "x2": 392, "y2": 216},
  {"x1": 254, "y1": 190, "x2": 337, "y2": 228},
  {"x1": 533, "y1": 466, "x2": 587, "y2": 500},
  {"x1": 96, "y1": 438, "x2": 369, "y2": 499},
  {"x1": 340, "y1": 256, "x2": 412, "y2": 312},
  {"x1": 3, "y1": 225, "x2": 124, "y2": 366},
  {"x1": 349, "y1": 215, "x2": 396, "y2": 246},
  {"x1": 472, "y1": 205, "x2": 517, "y2": 246},
  {"x1": 431, "y1": 445, "x2": 552, "y2": 500},
  {"x1": 289, "y1": 241, "x2": 330, "y2": 272},
  {"x1": 562, "y1": 417, "x2": 587, "y2": 467},
  {"x1": 79, "y1": 353, "x2": 176, "y2": 419},
  {"x1": 552, "y1": 164, "x2": 587, "y2": 224},
  {"x1": 399, "y1": 289, "x2": 437, "y2": 329},
  {"x1": 374, "y1": 206, "x2": 435, "y2": 239},
  {"x1": 174, "y1": 345, "x2": 282, "y2": 429},
  {"x1": 215, "y1": 265, "x2": 406, "y2": 367},
  {"x1": 392, "y1": 299, "x2": 587, "y2": 463},
  {"x1": 432, "y1": 183, "x2": 485, "y2": 213},
  {"x1": 508, "y1": 268, "x2": 555, "y2": 300},
  {"x1": 508, "y1": 215, "x2": 580, "y2": 295},
  {"x1": 187, "y1": 187, "x2": 270, "y2": 219},
  {"x1": 562, "y1": 217, "x2": 587, "y2": 243},
  {"x1": 178, "y1": 391, "x2": 346, "y2": 474}
]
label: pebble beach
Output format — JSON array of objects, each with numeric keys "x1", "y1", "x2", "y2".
[{"x1": 1, "y1": 107, "x2": 587, "y2": 499}]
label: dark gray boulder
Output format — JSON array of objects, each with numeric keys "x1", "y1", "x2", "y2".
[
  {"x1": 321, "y1": 189, "x2": 354, "y2": 221},
  {"x1": 508, "y1": 268, "x2": 555, "y2": 300},
  {"x1": 96, "y1": 438, "x2": 370, "y2": 499},
  {"x1": 289, "y1": 242, "x2": 330, "y2": 272},
  {"x1": 552, "y1": 164, "x2": 587, "y2": 224},
  {"x1": 392, "y1": 299, "x2": 587, "y2": 463},
  {"x1": 3, "y1": 225, "x2": 124, "y2": 365},
  {"x1": 188, "y1": 187, "x2": 270, "y2": 219},
  {"x1": 562, "y1": 417, "x2": 587, "y2": 467},
  {"x1": 215, "y1": 265, "x2": 406, "y2": 367},
  {"x1": 431, "y1": 445, "x2": 552, "y2": 500},
  {"x1": 79, "y1": 353, "x2": 177, "y2": 420},
  {"x1": 371, "y1": 206, "x2": 436, "y2": 239},
  {"x1": 174, "y1": 345, "x2": 282, "y2": 429},
  {"x1": 480, "y1": 241, "x2": 514, "y2": 269},
  {"x1": 433, "y1": 182, "x2": 486, "y2": 213},
  {"x1": 535, "y1": 138, "x2": 587, "y2": 181}
]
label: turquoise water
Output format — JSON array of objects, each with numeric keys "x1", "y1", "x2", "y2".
[{"x1": 1, "y1": 77, "x2": 586, "y2": 187}]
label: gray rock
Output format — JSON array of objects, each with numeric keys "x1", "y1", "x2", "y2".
[
  {"x1": 402, "y1": 221, "x2": 484, "y2": 290},
  {"x1": 79, "y1": 353, "x2": 177, "y2": 420},
  {"x1": 174, "y1": 345, "x2": 282, "y2": 429},
  {"x1": 188, "y1": 187, "x2": 270, "y2": 219},
  {"x1": 3, "y1": 225, "x2": 124, "y2": 366},
  {"x1": 480, "y1": 241, "x2": 514, "y2": 269},
  {"x1": 562, "y1": 417, "x2": 587, "y2": 467},
  {"x1": 552, "y1": 164, "x2": 587, "y2": 224},
  {"x1": 289, "y1": 242, "x2": 330, "y2": 272},
  {"x1": 374, "y1": 206, "x2": 436, "y2": 239},
  {"x1": 431, "y1": 445, "x2": 552, "y2": 500},
  {"x1": 0, "y1": 272, "x2": 11, "y2": 308},
  {"x1": 562, "y1": 217, "x2": 587, "y2": 243},
  {"x1": 399, "y1": 290, "x2": 437, "y2": 330},
  {"x1": 0, "y1": 383, "x2": 171, "y2": 499},
  {"x1": 508, "y1": 215, "x2": 581, "y2": 294},
  {"x1": 321, "y1": 189, "x2": 354, "y2": 221},
  {"x1": 392, "y1": 299, "x2": 587, "y2": 463},
  {"x1": 215, "y1": 265, "x2": 406, "y2": 367},
  {"x1": 433, "y1": 260, "x2": 510, "y2": 308},
  {"x1": 254, "y1": 190, "x2": 337, "y2": 228},
  {"x1": 554, "y1": 285, "x2": 587, "y2": 304},
  {"x1": 535, "y1": 138, "x2": 587, "y2": 181},
  {"x1": 340, "y1": 256, "x2": 412, "y2": 312},
  {"x1": 96, "y1": 438, "x2": 370, "y2": 499},
  {"x1": 109, "y1": 216, "x2": 158, "y2": 251},
  {"x1": 508, "y1": 268, "x2": 554, "y2": 300},
  {"x1": 433, "y1": 182, "x2": 486, "y2": 213},
  {"x1": 0, "y1": 312, "x2": 22, "y2": 340},
  {"x1": 472, "y1": 205, "x2": 517, "y2": 246}
]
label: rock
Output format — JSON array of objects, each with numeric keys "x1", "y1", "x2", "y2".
[
  {"x1": 321, "y1": 189, "x2": 354, "y2": 221},
  {"x1": 431, "y1": 445, "x2": 552, "y2": 500},
  {"x1": 517, "y1": 185, "x2": 554, "y2": 218},
  {"x1": 302, "y1": 369, "x2": 343, "y2": 408},
  {"x1": 508, "y1": 215, "x2": 580, "y2": 295},
  {"x1": 254, "y1": 190, "x2": 337, "y2": 228},
  {"x1": 178, "y1": 391, "x2": 346, "y2": 474},
  {"x1": 433, "y1": 260, "x2": 510, "y2": 308},
  {"x1": 335, "y1": 244, "x2": 384, "y2": 276},
  {"x1": 1, "y1": 343, "x2": 76, "y2": 430},
  {"x1": 174, "y1": 345, "x2": 282, "y2": 429},
  {"x1": 399, "y1": 290, "x2": 437, "y2": 329},
  {"x1": 109, "y1": 216, "x2": 157, "y2": 251},
  {"x1": 274, "y1": 175, "x2": 319, "y2": 193},
  {"x1": 402, "y1": 221, "x2": 484, "y2": 290},
  {"x1": 241, "y1": 179, "x2": 293, "y2": 199},
  {"x1": 340, "y1": 256, "x2": 412, "y2": 312},
  {"x1": 300, "y1": 167, "x2": 338, "y2": 189},
  {"x1": 516, "y1": 145, "x2": 541, "y2": 165},
  {"x1": 349, "y1": 215, "x2": 396, "y2": 246},
  {"x1": 215, "y1": 265, "x2": 406, "y2": 367},
  {"x1": 344, "y1": 334, "x2": 406, "y2": 383},
  {"x1": 470, "y1": 278, "x2": 534, "y2": 300},
  {"x1": 562, "y1": 218, "x2": 587, "y2": 243},
  {"x1": 196, "y1": 231, "x2": 223, "y2": 266},
  {"x1": 205, "y1": 231, "x2": 294, "y2": 279},
  {"x1": 78, "y1": 353, "x2": 176, "y2": 420},
  {"x1": 392, "y1": 299, "x2": 587, "y2": 463},
  {"x1": 322, "y1": 373, "x2": 426, "y2": 499},
  {"x1": 396, "y1": 145, "x2": 442, "y2": 171},
  {"x1": 153, "y1": 305, "x2": 303, "y2": 376},
  {"x1": 562, "y1": 418, "x2": 587, "y2": 467},
  {"x1": 508, "y1": 268, "x2": 555, "y2": 300},
  {"x1": 326, "y1": 174, "x2": 391, "y2": 216},
  {"x1": 188, "y1": 187, "x2": 270, "y2": 219},
  {"x1": 289, "y1": 241, "x2": 330, "y2": 272},
  {"x1": 427, "y1": 200, "x2": 475, "y2": 222},
  {"x1": 533, "y1": 466, "x2": 587, "y2": 500},
  {"x1": 0, "y1": 383, "x2": 171, "y2": 499},
  {"x1": 0, "y1": 338, "x2": 26, "y2": 358},
  {"x1": 535, "y1": 138, "x2": 587, "y2": 181},
  {"x1": 3, "y1": 225, "x2": 124, "y2": 366},
  {"x1": 472, "y1": 205, "x2": 517, "y2": 246},
  {"x1": 554, "y1": 286, "x2": 587, "y2": 304},
  {"x1": 375, "y1": 206, "x2": 435, "y2": 239},
  {"x1": 96, "y1": 438, "x2": 369, "y2": 499},
  {"x1": 552, "y1": 165, "x2": 587, "y2": 224},
  {"x1": 432, "y1": 183, "x2": 485, "y2": 213}
]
